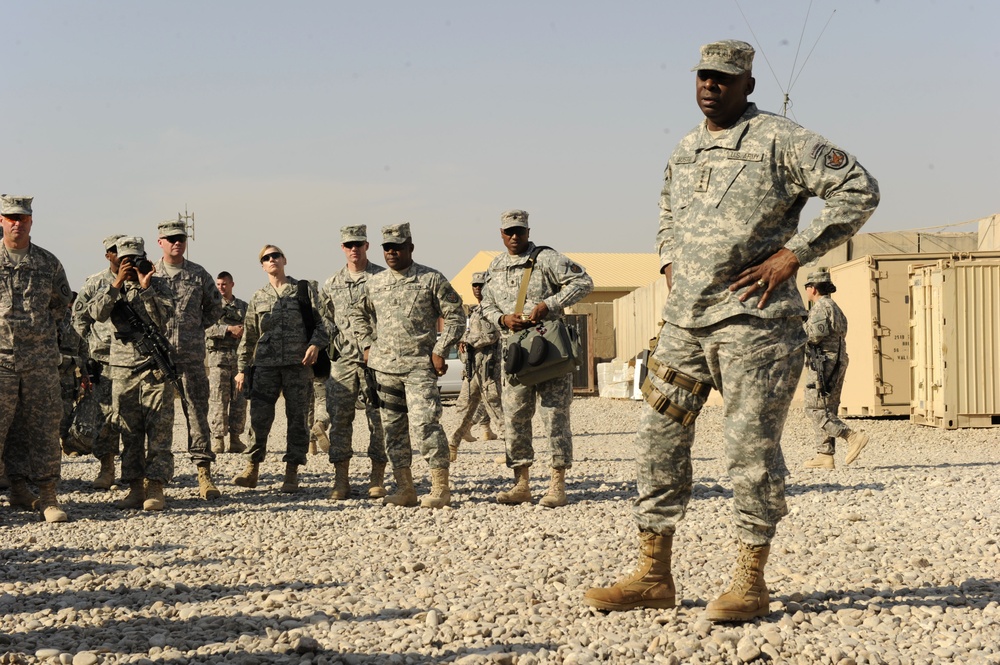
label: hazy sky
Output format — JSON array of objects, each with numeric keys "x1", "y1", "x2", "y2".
[{"x1": 4, "y1": 0, "x2": 998, "y2": 295}]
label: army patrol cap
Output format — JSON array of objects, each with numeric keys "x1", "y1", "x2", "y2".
[
  {"x1": 805, "y1": 267, "x2": 833, "y2": 287},
  {"x1": 1, "y1": 195, "x2": 33, "y2": 216},
  {"x1": 116, "y1": 236, "x2": 146, "y2": 259},
  {"x1": 381, "y1": 223, "x2": 412, "y2": 245},
  {"x1": 103, "y1": 234, "x2": 126, "y2": 251},
  {"x1": 692, "y1": 40, "x2": 755, "y2": 76},
  {"x1": 500, "y1": 209, "x2": 529, "y2": 229},
  {"x1": 341, "y1": 225, "x2": 368, "y2": 243},
  {"x1": 471, "y1": 271, "x2": 487, "y2": 286},
  {"x1": 157, "y1": 220, "x2": 187, "y2": 238}
]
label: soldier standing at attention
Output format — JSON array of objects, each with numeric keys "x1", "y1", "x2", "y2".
[
  {"x1": 320, "y1": 225, "x2": 389, "y2": 500},
  {"x1": 153, "y1": 220, "x2": 224, "y2": 501},
  {"x1": 349, "y1": 223, "x2": 465, "y2": 509},
  {"x1": 802, "y1": 268, "x2": 868, "y2": 469},
  {"x1": 233, "y1": 245, "x2": 328, "y2": 493},
  {"x1": 0, "y1": 195, "x2": 73, "y2": 522},
  {"x1": 73, "y1": 235, "x2": 126, "y2": 489},
  {"x1": 479, "y1": 209, "x2": 594, "y2": 508},
  {"x1": 584, "y1": 40, "x2": 879, "y2": 622},
  {"x1": 92, "y1": 236, "x2": 177, "y2": 511},
  {"x1": 449, "y1": 271, "x2": 505, "y2": 461},
  {"x1": 206, "y1": 271, "x2": 248, "y2": 454}
]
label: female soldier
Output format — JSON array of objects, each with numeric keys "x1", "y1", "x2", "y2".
[{"x1": 233, "y1": 245, "x2": 328, "y2": 492}]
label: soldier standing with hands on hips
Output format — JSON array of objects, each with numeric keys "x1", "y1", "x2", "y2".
[{"x1": 585, "y1": 40, "x2": 879, "y2": 622}]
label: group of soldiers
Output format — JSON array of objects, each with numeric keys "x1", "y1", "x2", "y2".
[
  {"x1": 3, "y1": 37, "x2": 879, "y2": 626},
  {"x1": 0, "y1": 198, "x2": 594, "y2": 520}
]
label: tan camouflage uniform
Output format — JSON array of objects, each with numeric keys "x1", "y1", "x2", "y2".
[
  {"x1": 0, "y1": 243, "x2": 73, "y2": 485},
  {"x1": 237, "y1": 278, "x2": 328, "y2": 465},
  {"x1": 153, "y1": 256, "x2": 224, "y2": 465},
  {"x1": 206, "y1": 294, "x2": 248, "y2": 440},
  {"x1": 73, "y1": 267, "x2": 123, "y2": 461},
  {"x1": 803, "y1": 295, "x2": 850, "y2": 455},
  {"x1": 451, "y1": 302, "x2": 505, "y2": 441},
  {"x1": 320, "y1": 262, "x2": 389, "y2": 465},
  {"x1": 92, "y1": 274, "x2": 177, "y2": 484},
  {"x1": 480, "y1": 243, "x2": 593, "y2": 470},
  {"x1": 350, "y1": 263, "x2": 465, "y2": 471},
  {"x1": 635, "y1": 102, "x2": 879, "y2": 546}
]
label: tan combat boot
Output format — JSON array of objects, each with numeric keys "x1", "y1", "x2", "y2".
[
  {"x1": 311, "y1": 420, "x2": 331, "y2": 453},
  {"x1": 497, "y1": 467, "x2": 532, "y2": 505},
  {"x1": 212, "y1": 437, "x2": 226, "y2": 454},
  {"x1": 280, "y1": 463, "x2": 299, "y2": 493},
  {"x1": 115, "y1": 480, "x2": 145, "y2": 510},
  {"x1": 480, "y1": 424, "x2": 498, "y2": 441},
  {"x1": 803, "y1": 453, "x2": 835, "y2": 469},
  {"x1": 143, "y1": 480, "x2": 166, "y2": 511},
  {"x1": 93, "y1": 454, "x2": 115, "y2": 490},
  {"x1": 539, "y1": 467, "x2": 568, "y2": 508},
  {"x1": 844, "y1": 430, "x2": 870, "y2": 465},
  {"x1": 329, "y1": 460, "x2": 351, "y2": 500},
  {"x1": 706, "y1": 542, "x2": 771, "y2": 622},
  {"x1": 36, "y1": 480, "x2": 68, "y2": 523},
  {"x1": 233, "y1": 461, "x2": 259, "y2": 488},
  {"x1": 368, "y1": 461, "x2": 387, "y2": 499},
  {"x1": 8, "y1": 478, "x2": 39, "y2": 510},
  {"x1": 448, "y1": 431, "x2": 463, "y2": 462},
  {"x1": 584, "y1": 531, "x2": 675, "y2": 611},
  {"x1": 384, "y1": 467, "x2": 418, "y2": 507},
  {"x1": 197, "y1": 464, "x2": 222, "y2": 500},
  {"x1": 228, "y1": 433, "x2": 246, "y2": 453},
  {"x1": 420, "y1": 467, "x2": 451, "y2": 509}
]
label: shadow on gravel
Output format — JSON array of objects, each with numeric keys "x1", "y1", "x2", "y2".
[
  {"x1": 770, "y1": 577, "x2": 1000, "y2": 613},
  {"x1": 785, "y1": 481, "x2": 886, "y2": 496},
  {"x1": 0, "y1": 544, "x2": 182, "y2": 585},
  {"x1": 872, "y1": 461, "x2": 1000, "y2": 470}
]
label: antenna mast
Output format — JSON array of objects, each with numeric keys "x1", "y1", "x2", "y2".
[{"x1": 178, "y1": 205, "x2": 195, "y2": 258}]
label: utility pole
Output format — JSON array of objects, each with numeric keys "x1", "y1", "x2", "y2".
[{"x1": 178, "y1": 205, "x2": 195, "y2": 258}]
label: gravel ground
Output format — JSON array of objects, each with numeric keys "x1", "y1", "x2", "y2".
[{"x1": 2, "y1": 396, "x2": 999, "y2": 665}]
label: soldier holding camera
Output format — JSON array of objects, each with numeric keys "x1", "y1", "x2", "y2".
[{"x1": 90, "y1": 236, "x2": 176, "y2": 511}]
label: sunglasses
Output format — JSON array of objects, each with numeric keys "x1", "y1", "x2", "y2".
[
  {"x1": 260, "y1": 252, "x2": 284, "y2": 263},
  {"x1": 163, "y1": 235, "x2": 187, "y2": 244},
  {"x1": 343, "y1": 241, "x2": 365, "y2": 249},
  {"x1": 382, "y1": 243, "x2": 406, "y2": 252},
  {"x1": 501, "y1": 227, "x2": 528, "y2": 237}
]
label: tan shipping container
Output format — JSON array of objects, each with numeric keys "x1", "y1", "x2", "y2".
[
  {"x1": 909, "y1": 258, "x2": 1000, "y2": 429},
  {"x1": 828, "y1": 252, "x2": 1000, "y2": 416}
]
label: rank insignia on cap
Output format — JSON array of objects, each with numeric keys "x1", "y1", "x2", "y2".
[{"x1": 825, "y1": 149, "x2": 848, "y2": 170}]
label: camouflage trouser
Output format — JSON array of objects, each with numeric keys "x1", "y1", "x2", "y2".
[
  {"x1": 308, "y1": 376, "x2": 329, "y2": 437},
  {"x1": 500, "y1": 371, "x2": 573, "y2": 470},
  {"x1": 246, "y1": 365, "x2": 312, "y2": 466},
  {"x1": 633, "y1": 315, "x2": 805, "y2": 547},
  {"x1": 0, "y1": 366, "x2": 62, "y2": 483},
  {"x1": 177, "y1": 359, "x2": 215, "y2": 465},
  {"x1": 376, "y1": 368, "x2": 449, "y2": 471},
  {"x1": 92, "y1": 371, "x2": 121, "y2": 459},
  {"x1": 325, "y1": 360, "x2": 387, "y2": 464},
  {"x1": 208, "y1": 363, "x2": 247, "y2": 438},
  {"x1": 59, "y1": 371, "x2": 78, "y2": 443},
  {"x1": 453, "y1": 364, "x2": 505, "y2": 440},
  {"x1": 111, "y1": 367, "x2": 175, "y2": 484},
  {"x1": 803, "y1": 354, "x2": 849, "y2": 455}
]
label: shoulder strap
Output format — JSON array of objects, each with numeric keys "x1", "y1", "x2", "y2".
[
  {"x1": 296, "y1": 280, "x2": 316, "y2": 338},
  {"x1": 513, "y1": 245, "x2": 552, "y2": 316}
]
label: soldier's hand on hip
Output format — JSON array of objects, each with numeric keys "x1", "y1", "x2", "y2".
[{"x1": 731, "y1": 248, "x2": 801, "y2": 309}]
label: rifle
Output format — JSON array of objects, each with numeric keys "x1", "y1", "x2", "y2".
[
  {"x1": 464, "y1": 345, "x2": 475, "y2": 382},
  {"x1": 804, "y1": 344, "x2": 829, "y2": 397},
  {"x1": 110, "y1": 296, "x2": 191, "y2": 439}
]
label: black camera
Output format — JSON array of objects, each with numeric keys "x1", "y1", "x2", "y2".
[{"x1": 134, "y1": 257, "x2": 154, "y2": 274}]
